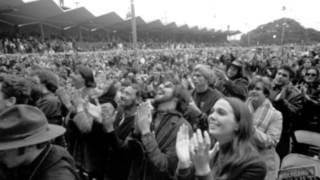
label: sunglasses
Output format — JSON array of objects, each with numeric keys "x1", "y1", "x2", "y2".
[{"x1": 306, "y1": 73, "x2": 317, "y2": 77}]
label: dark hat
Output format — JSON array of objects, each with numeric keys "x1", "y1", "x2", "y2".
[
  {"x1": 0, "y1": 105, "x2": 65, "y2": 150},
  {"x1": 78, "y1": 65, "x2": 96, "y2": 88}
]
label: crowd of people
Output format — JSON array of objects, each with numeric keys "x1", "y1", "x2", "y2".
[
  {"x1": 0, "y1": 33, "x2": 76, "y2": 54},
  {"x1": 0, "y1": 32, "x2": 222, "y2": 54},
  {"x1": 0, "y1": 44, "x2": 319, "y2": 180}
]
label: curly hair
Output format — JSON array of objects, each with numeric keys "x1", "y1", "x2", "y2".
[{"x1": 1, "y1": 75, "x2": 31, "y2": 104}]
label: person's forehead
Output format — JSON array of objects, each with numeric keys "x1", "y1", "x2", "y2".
[
  {"x1": 278, "y1": 69, "x2": 289, "y2": 75},
  {"x1": 307, "y1": 69, "x2": 316, "y2": 74},
  {"x1": 124, "y1": 86, "x2": 137, "y2": 94},
  {"x1": 101, "y1": 102, "x2": 114, "y2": 108},
  {"x1": 213, "y1": 99, "x2": 233, "y2": 113}
]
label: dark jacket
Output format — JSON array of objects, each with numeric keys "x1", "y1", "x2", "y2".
[
  {"x1": 36, "y1": 93, "x2": 66, "y2": 147},
  {"x1": 0, "y1": 144, "x2": 78, "y2": 180},
  {"x1": 67, "y1": 119, "x2": 108, "y2": 180},
  {"x1": 222, "y1": 77, "x2": 249, "y2": 101},
  {"x1": 177, "y1": 157, "x2": 266, "y2": 180},
  {"x1": 105, "y1": 111, "x2": 135, "y2": 180},
  {"x1": 270, "y1": 84, "x2": 304, "y2": 159},
  {"x1": 296, "y1": 82, "x2": 320, "y2": 132},
  {"x1": 176, "y1": 145, "x2": 266, "y2": 180},
  {"x1": 107, "y1": 110, "x2": 191, "y2": 180},
  {"x1": 185, "y1": 88, "x2": 223, "y2": 130}
]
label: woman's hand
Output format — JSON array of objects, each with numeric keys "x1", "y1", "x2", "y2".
[
  {"x1": 190, "y1": 129, "x2": 212, "y2": 176},
  {"x1": 176, "y1": 124, "x2": 192, "y2": 168},
  {"x1": 101, "y1": 103, "x2": 117, "y2": 132}
]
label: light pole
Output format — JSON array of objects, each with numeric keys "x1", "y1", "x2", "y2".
[
  {"x1": 130, "y1": 0, "x2": 138, "y2": 49},
  {"x1": 245, "y1": 23, "x2": 250, "y2": 46},
  {"x1": 280, "y1": 5, "x2": 286, "y2": 45}
]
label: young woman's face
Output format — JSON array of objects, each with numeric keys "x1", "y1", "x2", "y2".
[{"x1": 208, "y1": 99, "x2": 238, "y2": 142}]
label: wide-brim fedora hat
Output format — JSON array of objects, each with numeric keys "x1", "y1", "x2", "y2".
[{"x1": 0, "y1": 105, "x2": 65, "y2": 150}]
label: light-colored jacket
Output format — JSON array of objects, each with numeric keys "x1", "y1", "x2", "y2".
[{"x1": 247, "y1": 99, "x2": 283, "y2": 180}]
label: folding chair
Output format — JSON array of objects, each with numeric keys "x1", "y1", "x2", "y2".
[{"x1": 277, "y1": 130, "x2": 320, "y2": 180}]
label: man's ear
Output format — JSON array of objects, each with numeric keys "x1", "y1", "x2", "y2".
[{"x1": 5, "y1": 97, "x2": 16, "y2": 107}]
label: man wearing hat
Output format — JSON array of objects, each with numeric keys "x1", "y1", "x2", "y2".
[
  {"x1": 223, "y1": 60, "x2": 249, "y2": 101},
  {"x1": 0, "y1": 105, "x2": 78, "y2": 180},
  {"x1": 185, "y1": 64, "x2": 223, "y2": 130}
]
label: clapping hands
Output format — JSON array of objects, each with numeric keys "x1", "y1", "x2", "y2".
[
  {"x1": 190, "y1": 129, "x2": 212, "y2": 176},
  {"x1": 176, "y1": 127, "x2": 215, "y2": 176},
  {"x1": 136, "y1": 102, "x2": 153, "y2": 135}
]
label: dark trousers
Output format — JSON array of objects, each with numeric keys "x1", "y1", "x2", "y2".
[{"x1": 276, "y1": 131, "x2": 291, "y2": 160}]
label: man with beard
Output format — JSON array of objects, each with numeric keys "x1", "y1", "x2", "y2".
[
  {"x1": 269, "y1": 65, "x2": 303, "y2": 159},
  {"x1": 102, "y1": 81, "x2": 191, "y2": 180},
  {"x1": 104, "y1": 84, "x2": 141, "y2": 180},
  {"x1": 185, "y1": 64, "x2": 223, "y2": 130}
]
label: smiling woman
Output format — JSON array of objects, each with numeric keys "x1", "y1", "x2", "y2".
[{"x1": 176, "y1": 97, "x2": 267, "y2": 180}]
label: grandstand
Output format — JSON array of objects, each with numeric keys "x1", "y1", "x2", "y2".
[{"x1": 0, "y1": 0, "x2": 228, "y2": 45}]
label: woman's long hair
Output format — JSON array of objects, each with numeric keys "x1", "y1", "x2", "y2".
[{"x1": 212, "y1": 97, "x2": 259, "y2": 179}]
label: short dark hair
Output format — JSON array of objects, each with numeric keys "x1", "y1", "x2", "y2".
[
  {"x1": 278, "y1": 65, "x2": 295, "y2": 79},
  {"x1": 1, "y1": 75, "x2": 31, "y2": 104},
  {"x1": 77, "y1": 65, "x2": 96, "y2": 88}
]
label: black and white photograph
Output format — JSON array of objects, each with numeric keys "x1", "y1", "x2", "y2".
[{"x1": 0, "y1": 0, "x2": 320, "y2": 179}]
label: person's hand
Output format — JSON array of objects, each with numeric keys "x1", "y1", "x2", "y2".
[
  {"x1": 101, "y1": 103, "x2": 117, "y2": 132},
  {"x1": 190, "y1": 129, "x2": 212, "y2": 176},
  {"x1": 86, "y1": 100, "x2": 102, "y2": 122},
  {"x1": 136, "y1": 102, "x2": 152, "y2": 135},
  {"x1": 188, "y1": 101, "x2": 202, "y2": 116},
  {"x1": 176, "y1": 124, "x2": 192, "y2": 168},
  {"x1": 300, "y1": 85, "x2": 308, "y2": 95},
  {"x1": 71, "y1": 91, "x2": 85, "y2": 111},
  {"x1": 275, "y1": 86, "x2": 287, "y2": 101}
]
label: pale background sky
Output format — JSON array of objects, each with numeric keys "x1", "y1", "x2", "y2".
[{"x1": 48, "y1": 0, "x2": 320, "y2": 33}]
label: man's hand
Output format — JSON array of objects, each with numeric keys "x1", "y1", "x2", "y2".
[{"x1": 136, "y1": 102, "x2": 152, "y2": 135}]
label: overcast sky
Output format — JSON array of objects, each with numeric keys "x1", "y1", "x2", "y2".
[{"x1": 49, "y1": 0, "x2": 320, "y2": 33}]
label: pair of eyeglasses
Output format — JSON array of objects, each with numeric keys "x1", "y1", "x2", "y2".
[{"x1": 306, "y1": 73, "x2": 316, "y2": 77}]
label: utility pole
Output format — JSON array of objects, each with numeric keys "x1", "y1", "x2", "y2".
[
  {"x1": 59, "y1": 0, "x2": 64, "y2": 7},
  {"x1": 130, "y1": 0, "x2": 137, "y2": 49},
  {"x1": 280, "y1": 5, "x2": 286, "y2": 45}
]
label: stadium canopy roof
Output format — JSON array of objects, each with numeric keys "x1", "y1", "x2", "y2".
[
  {"x1": 81, "y1": 12, "x2": 123, "y2": 30},
  {"x1": 0, "y1": 0, "x2": 222, "y2": 42},
  {"x1": 145, "y1": 19, "x2": 164, "y2": 31},
  {"x1": 109, "y1": 16, "x2": 146, "y2": 31},
  {"x1": 0, "y1": 0, "x2": 63, "y2": 26},
  {"x1": 44, "y1": 7, "x2": 94, "y2": 29},
  {"x1": 0, "y1": 0, "x2": 24, "y2": 10}
]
